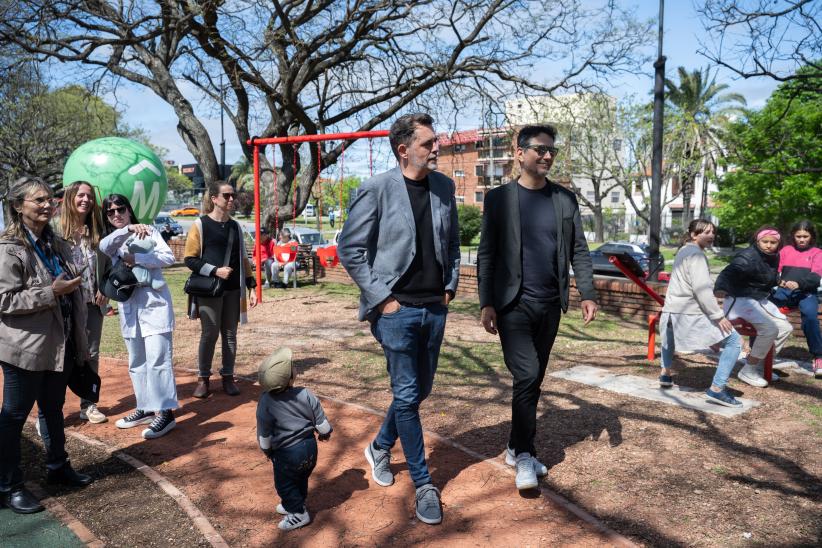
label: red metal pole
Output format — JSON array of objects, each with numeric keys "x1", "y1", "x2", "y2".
[
  {"x1": 246, "y1": 130, "x2": 389, "y2": 146},
  {"x1": 253, "y1": 143, "x2": 262, "y2": 303},
  {"x1": 608, "y1": 256, "x2": 665, "y2": 306}
]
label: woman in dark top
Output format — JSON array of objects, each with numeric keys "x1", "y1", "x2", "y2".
[{"x1": 184, "y1": 180, "x2": 257, "y2": 398}]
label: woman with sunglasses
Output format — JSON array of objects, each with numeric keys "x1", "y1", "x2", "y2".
[
  {"x1": 59, "y1": 181, "x2": 111, "y2": 424},
  {"x1": 185, "y1": 180, "x2": 257, "y2": 399},
  {"x1": 100, "y1": 194, "x2": 179, "y2": 439},
  {"x1": 0, "y1": 177, "x2": 93, "y2": 514}
]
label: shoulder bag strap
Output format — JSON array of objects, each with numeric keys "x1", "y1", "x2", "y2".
[{"x1": 223, "y1": 223, "x2": 235, "y2": 268}]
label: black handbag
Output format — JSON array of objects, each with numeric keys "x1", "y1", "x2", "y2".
[
  {"x1": 184, "y1": 221, "x2": 235, "y2": 298},
  {"x1": 68, "y1": 360, "x2": 102, "y2": 403},
  {"x1": 100, "y1": 260, "x2": 138, "y2": 302}
]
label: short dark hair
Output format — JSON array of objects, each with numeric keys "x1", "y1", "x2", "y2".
[
  {"x1": 389, "y1": 113, "x2": 434, "y2": 160},
  {"x1": 101, "y1": 194, "x2": 139, "y2": 235},
  {"x1": 517, "y1": 125, "x2": 558, "y2": 149}
]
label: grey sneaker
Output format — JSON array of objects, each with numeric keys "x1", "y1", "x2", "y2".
[
  {"x1": 515, "y1": 452, "x2": 538, "y2": 490},
  {"x1": 737, "y1": 362, "x2": 768, "y2": 388},
  {"x1": 505, "y1": 446, "x2": 548, "y2": 477},
  {"x1": 364, "y1": 442, "x2": 393, "y2": 487},
  {"x1": 415, "y1": 484, "x2": 442, "y2": 525},
  {"x1": 80, "y1": 404, "x2": 108, "y2": 424}
]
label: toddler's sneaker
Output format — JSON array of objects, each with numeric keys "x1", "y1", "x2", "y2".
[
  {"x1": 278, "y1": 510, "x2": 310, "y2": 531},
  {"x1": 737, "y1": 361, "x2": 768, "y2": 388},
  {"x1": 142, "y1": 410, "x2": 176, "y2": 439},
  {"x1": 505, "y1": 446, "x2": 548, "y2": 477},
  {"x1": 116, "y1": 409, "x2": 155, "y2": 429}
]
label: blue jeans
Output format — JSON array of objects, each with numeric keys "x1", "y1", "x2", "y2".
[
  {"x1": 0, "y1": 362, "x2": 71, "y2": 491},
  {"x1": 124, "y1": 328, "x2": 179, "y2": 412},
  {"x1": 770, "y1": 287, "x2": 822, "y2": 357},
  {"x1": 371, "y1": 303, "x2": 447, "y2": 488},
  {"x1": 661, "y1": 322, "x2": 742, "y2": 388},
  {"x1": 273, "y1": 437, "x2": 317, "y2": 514}
]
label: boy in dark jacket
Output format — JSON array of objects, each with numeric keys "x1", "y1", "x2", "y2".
[{"x1": 256, "y1": 347, "x2": 332, "y2": 531}]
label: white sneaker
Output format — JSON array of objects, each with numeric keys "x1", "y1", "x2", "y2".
[
  {"x1": 278, "y1": 510, "x2": 310, "y2": 531},
  {"x1": 276, "y1": 503, "x2": 288, "y2": 515},
  {"x1": 515, "y1": 453, "x2": 538, "y2": 490},
  {"x1": 505, "y1": 446, "x2": 548, "y2": 477},
  {"x1": 737, "y1": 362, "x2": 768, "y2": 388},
  {"x1": 80, "y1": 404, "x2": 108, "y2": 424}
]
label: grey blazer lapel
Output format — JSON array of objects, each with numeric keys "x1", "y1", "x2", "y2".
[{"x1": 390, "y1": 167, "x2": 416, "y2": 234}]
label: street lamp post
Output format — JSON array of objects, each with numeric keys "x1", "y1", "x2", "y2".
[
  {"x1": 649, "y1": 0, "x2": 666, "y2": 280},
  {"x1": 220, "y1": 75, "x2": 226, "y2": 181}
]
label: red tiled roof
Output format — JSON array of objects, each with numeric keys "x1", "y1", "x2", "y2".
[{"x1": 439, "y1": 129, "x2": 480, "y2": 146}]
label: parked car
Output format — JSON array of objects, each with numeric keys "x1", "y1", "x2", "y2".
[
  {"x1": 170, "y1": 206, "x2": 200, "y2": 216},
  {"x1": 290, "y1": 226, "x2": 325, "y2": 251},
  {"x1": 589, "y1": 241, "x2": 663, "y2": 278},
  {"x1": 153, "y1": 214, "x2": 183, "y2": 236}
]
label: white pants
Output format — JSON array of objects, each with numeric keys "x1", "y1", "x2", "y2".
[
  {"x1": 723, "y1": 296, "x2": 793, "y2": 360},
  {"x1": 124, "y1": 324, "x2": 179, "y2": 411},
  {"x1": 271, "y1": 260, "x2": 296, "y2": 284}
]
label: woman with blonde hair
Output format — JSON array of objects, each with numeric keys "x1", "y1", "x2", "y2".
[
  {"x1": 185, "y1": 180, "x2": 257, "y2": 398},
  {"x1": 0, "y1": 177, "x2": 93, "y2": 514},
  {"x1": 60, "y1": 181, "x2": 110, "y2": 423}
]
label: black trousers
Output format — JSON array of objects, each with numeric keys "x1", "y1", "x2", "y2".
[
  {"x1": 0, "y1": 359, "x2": 71, "y2": 492},
  {"x1": 497, "y1": 298, "x2": 562, "y2": 457}
]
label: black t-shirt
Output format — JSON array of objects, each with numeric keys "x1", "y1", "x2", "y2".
[
  {"x1": 391, "y1": 176, "x2": 444, "y2": 304},
  {"x1": 517, "y1": 183, "x2": 559, "y2": 302},
  {"x1": 189, "y1": 216, "x2": 242, "y2": 290}
]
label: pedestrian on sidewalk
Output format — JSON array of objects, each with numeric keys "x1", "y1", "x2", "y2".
[
  {"x1": 59, "y1": 181, "x2": 111, "y2": 424},
  {"x1": 256, "y1": 347, "x2": 332, "y2": 531},
  {"x1": 715, "y1": 225, "x2": 793, "y2": 388},
  {"x1": 770, "y1": 220, "x2": 822, "y2": 377},
  {"x1": 477, "y1": 124, "x2": 598, "y2": 491},
  {"x1": 657, "y1": 219, "x2": 744, "y2": 407},
  {"x1": 100, "y1": 194, "x2": 179, "y2": 439},
  {"x1": 185, "y1": 180, "x2": 257, "y2": 398},
  {"x1": 0, "y1": 177, "x2": 93, "y2": 515},
  {"x1": 338, "y1": 113, "x2": 460, "y2": 525}
]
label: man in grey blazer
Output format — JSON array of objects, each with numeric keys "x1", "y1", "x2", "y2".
[
  {"x1": 338, "y1": 113, "x2": 459, "y2": 525},
  {"x1": 477, "y1": 124, "x2": 598, "y2": 491}
]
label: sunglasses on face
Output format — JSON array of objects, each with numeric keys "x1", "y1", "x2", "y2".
[
  {"x1": 524, "y1": 144, "x2": 559, "y2": 157},
  {"x1": 106, "y1": 206, "x2": 127, "y2": 217},
  {"x1": 221, "y1": 192, "x2": 236, "y2": 201}
]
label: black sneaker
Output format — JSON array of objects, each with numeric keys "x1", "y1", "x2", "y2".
[
  {"x1": 142, "y1": 410, "x2": 176, "y2": 439},
  {"x1": 115, "y1": 409, "x2": 155, "y2": 429}
]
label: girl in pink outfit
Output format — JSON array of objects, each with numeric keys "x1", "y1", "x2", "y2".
[{"x1": 770, "y1": 220, "x2": 822, "y2": 377}]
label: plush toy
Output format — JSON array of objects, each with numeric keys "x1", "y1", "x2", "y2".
[{"x1": 126, "y1": 237, "x2": 166, "y2": 290}]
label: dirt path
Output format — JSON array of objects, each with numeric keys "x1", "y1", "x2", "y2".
[{"x1": 60, "y1": 358, "x2": 628, "y2": 547}]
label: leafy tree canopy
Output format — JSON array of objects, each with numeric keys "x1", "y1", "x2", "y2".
[{"x1": 714, "y1": 66, "x2": 821, "y2": 236}]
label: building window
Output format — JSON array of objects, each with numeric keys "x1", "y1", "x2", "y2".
[
  {"x1": 474, "y1": 164, "x2": 484, "y2": 176},
  {"x1": 454, "y1": 144, "x2": 466, "y2": 152},
  {"x1": 454, "y1": 169, "x2": 464, "y2": 177},
  {"x1": 475, "y1": 191, "x2": 484, "y2": 203},
  {"x1": 455, "y1": 195, "x2": 465, "y2": 203},
  {"x1": 611, "y1": 191, "x2": 620, "y2": 204},
  {"x1": 586, "y1": 191, "x2": 595, "y2": 200},
  {"x1": 475, "y1": 140, "x2": 484, "y2": 149}
]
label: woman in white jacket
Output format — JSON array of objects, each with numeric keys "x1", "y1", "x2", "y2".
[
  {"x1": 659, "y1": 219, "x2": 743, "y2": 407},
  {"x1": 100, "y1": 194, "x2": 178, "y2": 439}
]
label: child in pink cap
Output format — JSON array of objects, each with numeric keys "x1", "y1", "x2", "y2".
[{"x1": 715, "y1": 226, "x2": 794, "y2": 387}]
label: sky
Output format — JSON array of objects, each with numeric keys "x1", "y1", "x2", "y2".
[{"x1": 107, "y1": 2, "x2": 782, "y2": 175}]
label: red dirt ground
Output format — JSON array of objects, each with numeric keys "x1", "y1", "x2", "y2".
[{"x1": 58, "y1": 358, "x2": 630, "y2": 547}]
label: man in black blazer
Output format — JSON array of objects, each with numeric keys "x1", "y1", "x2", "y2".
[{"x1": 477, "y1": 124, "x2": 597, "y2": 491}]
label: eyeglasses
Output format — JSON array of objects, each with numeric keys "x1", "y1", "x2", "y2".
[
  {"x1": 523, "y1": 144, "x2": 559, "y2": 157},
  {"x1": 25, "y1": 197, "x2": 58, "y2": 208},
  {"x1": 221, "y1": 192, "x2": 236, "y2": 201},
  {"x1": 106, "y1": 206, "x2": 127, "y2": 218}
]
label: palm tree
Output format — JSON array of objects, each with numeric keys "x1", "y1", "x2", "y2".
[
  {"x1": 229, "y1": 157, "x2": 254, "y2": 189},
  {"x1": 665, "y1": 67, "x2": 746, "y2": 225}
]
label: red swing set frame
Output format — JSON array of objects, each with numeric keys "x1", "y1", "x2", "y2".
[{"x1": 246, "y1": 130, "x2": 389, "y2": 302}]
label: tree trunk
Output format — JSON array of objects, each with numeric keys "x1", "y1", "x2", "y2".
[
  {"x1": 680, "y1": 177, "x2": 693, "y2": 228},
  {"x1": 594, "y1": 207, "x2": 604, "y2": 242}
]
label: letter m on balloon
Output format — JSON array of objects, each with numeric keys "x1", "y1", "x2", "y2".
[{"x1": 129, "y1": 160, "x2": 163, "y2": 222}]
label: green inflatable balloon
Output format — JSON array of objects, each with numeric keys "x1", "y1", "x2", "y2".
[{"x1": 63, "y1": 137, "x2": 168, "y2": 224}]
